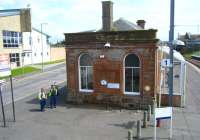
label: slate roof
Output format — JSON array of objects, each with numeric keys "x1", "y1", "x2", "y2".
[
  {"x1": 113, "y1": 18, "x2": 142, "y2": 31},
  {"x1": 79, "y1": 18, "x2": 143, "y2": 33}
]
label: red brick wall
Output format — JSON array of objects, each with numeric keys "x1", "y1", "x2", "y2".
[
  {"x1": 66, "y1": 43, "x2": 158, "y2": 106},
  {"x1": 93, "y1": 59, "x2": 122, "y2": 94}
]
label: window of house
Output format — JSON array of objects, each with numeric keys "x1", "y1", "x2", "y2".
[
  {"x1": 46, "y1": 37, "x2": 50, "y2": 44},
  {"x1": 38, "y1": 36, "x2": 40, "y2": 43},
  {"x1": 10, "y1": 53, "x2": 20, "y2": 66},
  {"x1": 29, "y1": 36, "x2": 32, "y2": 45},
  {"x1": 3, "y1": 30, "x2": 22, "y2": 48},
  {"x1": 124, "y1": 54, "x2": 140, "y2": 95},
  {"x1": 79, "y1": 54, "x2": 93, "y2": 92}
]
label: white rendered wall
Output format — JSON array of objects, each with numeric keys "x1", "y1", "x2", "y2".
[{"x1": 23, "y1": 29, "x2": 50, "y2": 65}]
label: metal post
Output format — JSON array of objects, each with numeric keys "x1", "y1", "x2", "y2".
[
  {"x1": 41, "y1": 24, "x2": 44, "y2": 72},
  {"x1": 151, "y1": 99, "x2": 156, "y2": 115},
  {"x1": 137, "y1": 120, "x2": 141, "y2": 139},
  {"x1": 154, "y1": 117, "x2": 156, "y2": 140},
  {"x1": 170, "y1": 113, "x2": 173, "y2": 139},
  {"x1": 143, "y1": 111, "x2": 147, "y2": 128},
  {"x1": 22, "y1": 53, "x2": 25, "y2": 75},
  {"x1": 168, "y1": 0, "x2": 175, "y2": 107},
  {"x1": 128, "y1": 130, "x2": 133, "y2": 140},
  {"x1": 0, "y1": 83, "x2": 6, "y2": 127},
  {"x1": 40, "y1": 23, "x2": 48, "y2": 72},
  {"x1": 147, "y1": 105, "x2": 151, "y2": 121},
  {"x1": 159, "y1": 70, "x2": 163, "y2": 107},
  {"x1": 10, "y1": 76, "x2": 15, "y2": 122}
]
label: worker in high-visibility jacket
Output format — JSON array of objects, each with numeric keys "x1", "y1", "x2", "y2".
[
  {"x1": 53, "y1": 81, "x2": 59, "y2": 95},
  {"x1": 38, "y1": 88, "x2": 47, "y2": 111},
  {"x1": 48, "y1": 85, "x2": 57, "y2": 108}
]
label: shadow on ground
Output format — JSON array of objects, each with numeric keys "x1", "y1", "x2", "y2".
[
  {"x1": 29, "y1": 109, "x2": 41, "y2": 112},
  {"x1": 108, "y1": 121, "x2": 136, "y2": 129}
]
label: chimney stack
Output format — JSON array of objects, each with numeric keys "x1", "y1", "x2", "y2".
[
  {"x1": 137, "y1": 20, "x2": 146, "y2": 29},
  {"x1": 102, "y1": 1, "x2": 113, "y2": 31}
]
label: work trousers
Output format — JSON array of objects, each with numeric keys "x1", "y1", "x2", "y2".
[
  {"x1": 40, "y1": 99, "x2": 46, "y2": 111},
  {"x1": 50, "y1": 95, "x2": 57, "y2": 108}
]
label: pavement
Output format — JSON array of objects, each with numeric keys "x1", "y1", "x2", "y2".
[
  {"x1": 0, "y1": 89, "x2": 144, "y2": 140},
  {"x1": 0, "y1": 62, "x2": 199, "y2": 140}
]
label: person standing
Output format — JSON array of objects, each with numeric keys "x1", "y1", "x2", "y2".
[
  {"x1": 49, "y1": 85, "x2": 57, "y2": 108},
  {"x1": 53, "y1": 82, "x2": 59, "y2": 96},
  {"x1": 38, "y1": 88, "x2": 47, "y2": 111}
]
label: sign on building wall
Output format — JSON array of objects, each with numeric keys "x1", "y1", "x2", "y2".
[
  {"x1": 0, "y1": 54, "x2": 11, "y2": 77},
  {"x1": 107, "y1": 83, "x2": 120, "y2": 89},
  {"x1": 161, "y1": 59, "x2": 171, "y2": 68},
  {"x1": 20, "y1": 8, "x2": 31, "y2": 32}
]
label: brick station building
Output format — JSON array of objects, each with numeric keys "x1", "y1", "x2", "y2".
[{"x1": 64, "y1": 1, "x2": 160, "y2": 108}]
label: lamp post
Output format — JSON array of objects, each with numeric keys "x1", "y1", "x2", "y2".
[
  {"x1": 40, "y1": 23, "x2": 48, "y2": 72},
  {"x1": 0, "y1": 81, "x2": 6, "y2": 127},
  {"x1": 168, "y1": 0, "x2": 175, "y2": 107}
]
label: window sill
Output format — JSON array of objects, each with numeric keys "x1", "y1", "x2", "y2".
[
  {"x1": 124, "y1": 92, "x2": 140, "y2": 95},
  {"x1": 79, "y1": 89, "x2": 94, "y2": 93},
  {"x1": 161, "y1": 93, "x2": 182, "y2": 96},
  {"x1": 3, "y1": 47, "x2": 19, "y2": 49}
]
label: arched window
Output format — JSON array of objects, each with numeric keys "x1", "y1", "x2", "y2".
[
  {"x1": 79, "y1": 54, "x2": 93, "y2": 92},
  {"x1": 124, "y1": 54, "x2": 140, "y2": 95}
]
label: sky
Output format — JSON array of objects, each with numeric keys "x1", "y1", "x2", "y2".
[{"x1": 0, "y1": 0, "x2": 200, "y2": 43}]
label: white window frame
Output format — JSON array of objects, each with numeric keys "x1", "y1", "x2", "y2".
[
  {"x1": 10, "y1": 53, "x2": 20, "y2": 66},
  {"x1": 78, "y1": 54, "x2": 93, "y2": 93},
  {"x1": 3, "y1": 30, "x2": 22, "y2": 48},
  {"x1": 123, "y1": 54, "x2": 140, "y2": 95}
]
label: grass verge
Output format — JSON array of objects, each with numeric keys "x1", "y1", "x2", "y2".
[
  {"x1": 12, "y1": 66, "x2": 40, "y2": 77},
  {"x1": 36, "y1": 59, "x2": 65, "y2": 66},
  {"x1": 0, "y1": 66, "x2": 40, "y2": 79}
]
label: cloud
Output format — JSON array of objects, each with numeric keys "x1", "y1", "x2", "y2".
[
  {"x1": 0, "y1": 0, "x2": 200, "y2": 42},
  {"x1": 0, "y1": 0, "x2": 16, "y2": 5}
]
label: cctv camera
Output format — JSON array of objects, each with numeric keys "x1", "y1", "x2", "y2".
[{"x1": 104, "y1": 42, "x2": 110, "y2": 48}]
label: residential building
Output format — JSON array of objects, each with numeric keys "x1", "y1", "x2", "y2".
[
  {"x1": 178, "y1": 32, "x2": 200, "y2": 47},
  {"x1": 23, "y1": 28, "x2": 50, "y2": 65},
  {"x1": 0, "y1": 8, "x2": 50, "y2": 68}
]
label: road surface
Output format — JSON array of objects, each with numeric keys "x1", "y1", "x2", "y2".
[{"x1": 1, "y1": 62, "x2": 66, "y2": 105}]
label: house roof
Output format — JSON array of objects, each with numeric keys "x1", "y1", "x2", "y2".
[
  {"x1": 113, "y1": 18, "x2": 142, "y2": 31},
  {"x1": 178, "y1": 33, "x2": 200, "y2": 45},
  {"x1": 78, "y1": 18, "x2": 143, "y2": 33}
]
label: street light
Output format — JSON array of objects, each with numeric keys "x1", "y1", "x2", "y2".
[
  {"x1": 40, "y1": 23, "x2": 48, "y2": 72},
  {"x1": 168, "y1": 0, "x2": 175, "y2": 107}
]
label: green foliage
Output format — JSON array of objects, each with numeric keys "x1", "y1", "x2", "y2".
[
  {"x1": 182, "y1": 46, "x2": 200, "y2": 59},
  {"x1": 11, "y1": 66, "x2": 40, "y2": 77},
  {"x1": 183, "y1": 50, "x2": 200, "y2": 59},
  {"x1": 35, "y1": 59, "x2": 65, "y2": 66},
  {"x1": 0, "y1": 66, "x2": 40, "y2": 79}
]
